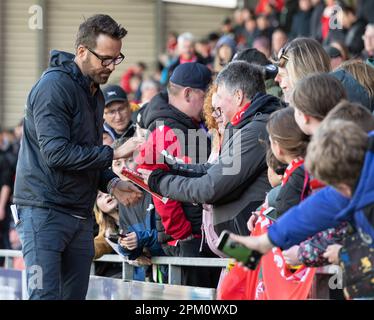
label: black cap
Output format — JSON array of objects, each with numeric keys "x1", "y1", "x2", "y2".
[
  {"x1": 102, "y1": 85, "x2": 128, "y2": 107},
  {"x1": 169, "y1": 62, "x2": 212, "y2": 91}
]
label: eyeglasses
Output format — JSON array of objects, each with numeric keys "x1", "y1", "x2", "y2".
[
  {"x1": 86, "y1": 47, "x2": 125, "y2": 67},
  {"x1": 104, "y1": 105, "x2": 129, "y2": 117},
  {"x1": 277, "y1": 43, "x2": 290, "y2": 65},
  {"x1": 212, "y1": 106, "x2": 222, "y2": 118}
]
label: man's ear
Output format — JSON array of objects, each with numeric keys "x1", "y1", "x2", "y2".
[
  {"x1": 76, "y1": 45, "x2": 88, "y2": 60},
  {"x1": 183, "y1": 87, "x2": 191, "y2": 102},
  {"x1": 234, "y1": 89, "x2": 244, "y2": 107}
]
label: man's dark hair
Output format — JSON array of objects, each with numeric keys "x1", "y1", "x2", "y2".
[
  {"x1": 208, "y1": 32, "x2": 220, "y2": 42},
  {"x1": 215, "y1": 61, "x2": 266, "y2": 101},
  {"x1": 75, "y1": 14, "x2": 128, "y2": 49},
  {"x1": 233, "y1": 48, "x2": 270, "y2": 66}
]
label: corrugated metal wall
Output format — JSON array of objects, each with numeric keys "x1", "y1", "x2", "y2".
[
  {"x1": 46, "y1": 0, "x2": 157, "y2": 85},
  {"x1": 1, "y1": 0, "x2": 234, "y2": 128},
  {"x1": 2, "y1": 0, "x2": 39, "y2": 127},
  {"x1": 164, "y1": 2, "x2": 233, "y2": 40}
]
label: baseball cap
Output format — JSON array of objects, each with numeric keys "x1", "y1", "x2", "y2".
[
  {"x1": 102, "y1": 85, "x2": 128, "y2": 107},
  {"x1": 169, "y1": 62, "x2": 212, "y2": 91}
]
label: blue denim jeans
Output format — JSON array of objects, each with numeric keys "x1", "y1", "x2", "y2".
[{"x1": 16, "y1": 206, "x2": 94, "y2": 300}]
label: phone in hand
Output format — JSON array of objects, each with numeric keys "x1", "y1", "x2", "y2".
[{"x1": 217, "y1": 230, "x2": 262, "y2": 270}]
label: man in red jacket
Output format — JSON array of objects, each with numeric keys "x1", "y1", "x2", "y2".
[{"x1": 136, "y1": 62, "x2": 220, "y2": 287}]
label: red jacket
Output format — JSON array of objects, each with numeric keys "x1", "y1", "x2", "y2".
[{"x1": 135, "y1": 92, "x2": 209, "y2": 242}]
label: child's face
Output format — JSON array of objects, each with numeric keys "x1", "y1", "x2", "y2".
[
  {"x1": 293, "y1": 107, "x2": 312, "y2": 135},
  {"x1": 267, "y1": 167, "x2": 283, "y2": 188},
  {"x1": 96, "y1": 191, "x2": 118, "y2": 214},
  {"x1": 112, "y1": 158, "x2": 126, "y2": 178},
  {"x1": 269, "y1": 136, "x2": 286, "y2": 164},
  {"x1": 112, "y1": 157, "x2": 137, "y2": 178}
]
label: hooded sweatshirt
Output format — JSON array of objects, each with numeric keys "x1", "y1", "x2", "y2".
[{"x1": 14, "y1": 50, "x2": 116, "y2": 216}]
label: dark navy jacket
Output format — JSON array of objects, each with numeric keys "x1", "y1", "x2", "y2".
[{"x1": 14, "y1": 50, "x2": 116, "y2": 217}]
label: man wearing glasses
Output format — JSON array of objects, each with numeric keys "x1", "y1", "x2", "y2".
[
  {"x1": 102, "y1": 85, "x2": 136, "y2": 142},
  {"x1": 13, "y1": 14, "x2": 142, "y2": 300}
]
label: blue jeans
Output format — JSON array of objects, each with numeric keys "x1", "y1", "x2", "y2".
[{"x1": 16, "y1": 206, "x2": 94, "y2": 300}]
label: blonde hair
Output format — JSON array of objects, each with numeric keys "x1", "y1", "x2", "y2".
[
  {"x1": 339, "y1": 60, "x2": 374, "y2": 101},
  {"x1": 279, "y1": 38, "x2": 331, "y2": 88}
]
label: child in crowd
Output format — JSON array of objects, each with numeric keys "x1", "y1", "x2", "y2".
[
  {"x1": 111, "y1": 139, "x2": 167, "y2": 282},
  {"x1": 247, "y1": 148, "x2": 286, "y2": 233},
  {"x1": 267, "y1": 107, "x2": 310, "y2": 217},
  {"x1": 93, "y1": 190, "x2": 122, "y2": 278},
  {"x1": 292, "y1": 101, "x2": 374, "y2": 267},
  {"x1": 305, "y1": 120, "x2": 374, "y2": 299},
  {"x1": 247, "y1": 107, "x2": 309, "y2": 232}
]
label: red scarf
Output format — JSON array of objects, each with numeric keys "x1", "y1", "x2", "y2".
[
  {"x1": 281, "y1": 157, "x2": 304, "y2": 186},
  {"x1": 179, "y1": 55, "x2": 197, "y2": 64},
  {"x1": 231, "y1": 102, "x2": 251, "y2": 126}
]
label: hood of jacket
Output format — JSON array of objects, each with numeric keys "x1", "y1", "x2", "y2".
[
  {"x1": 142, "y1": 91, "x2": 200, "y2": 130},
  {"x1": 336, "y1": 132, "x2": 374, "y2": 244},
  {"x1": 331, "y1": 69, "x2": 372, "y2": 111},
  {"x1": 47, "y1": 50, "x2": 93, "y2": 93}
]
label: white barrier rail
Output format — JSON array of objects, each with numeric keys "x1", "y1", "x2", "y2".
[{"x1": 0, "y1": 249, "x2": 342, "y2": 299}]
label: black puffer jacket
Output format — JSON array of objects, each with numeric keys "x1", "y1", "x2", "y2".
[{"x1": 14, "y1": 50, "x2": 116, "y2": 217}]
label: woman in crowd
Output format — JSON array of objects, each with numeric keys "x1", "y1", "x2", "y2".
[{"x1": 275, "y1": 37, "x2": 331, "y2": 102}]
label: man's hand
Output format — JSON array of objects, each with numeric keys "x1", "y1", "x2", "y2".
[
  {"x1": 112, "y1": 180, "x2": 143, "y2": 206},
  {"x1": 282, "y1": 245, "x2": 301, "y2": 266},
  {"x1": 113, "y1": 136, "x2": 145, "y2": 160},
  {"x1": 137, "y1": 168, "x2": 153, "y2": 184},
  {"x1": 323, "y1": 244, "x2": 343, "y2": 265},
  {"x1": 119, "y1": 232, "x2": 138, "y2": 251}
]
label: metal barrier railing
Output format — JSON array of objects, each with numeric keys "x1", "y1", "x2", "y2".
[
  {"x1": 1, "y1": 249, "x2": 341, "y2": 299},
  {"x1": 95, "y1": 254, "x2": 231, "y2": 284}
]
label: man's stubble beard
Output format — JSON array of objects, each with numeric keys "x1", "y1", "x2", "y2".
[{"x1": 82, "y1": 57, "x2": 112, "y2": 85}]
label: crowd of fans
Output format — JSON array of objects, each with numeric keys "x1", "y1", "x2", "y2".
[{"x1": 1, "y1": 0, "x2": 374, "y2": 299}]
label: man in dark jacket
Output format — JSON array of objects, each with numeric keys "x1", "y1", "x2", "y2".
[
  {"x1": 140, "y1": 61, "x2": 283, "y2": 237},
  {"x1": 13, "y1": 14, "x2": 142, "y2": 300},
  {"x1": 102, "y1": 85, "x2": 136, "y2": 142}
]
